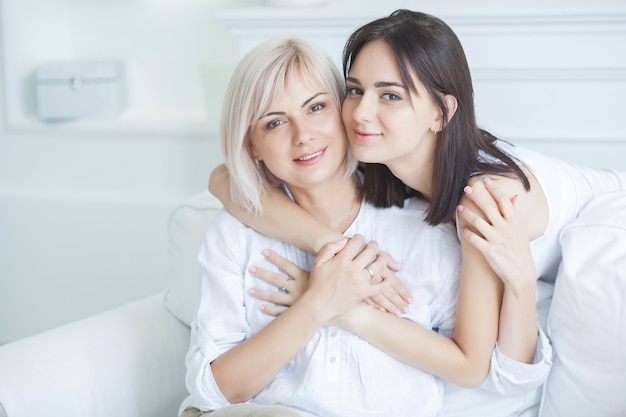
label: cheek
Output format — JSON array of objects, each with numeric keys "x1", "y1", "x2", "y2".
[
  {"x1": 250, "y1": 138, "x2": 280, "y2": 164},
  {"x1": 341, "y1": 102, "x2": 353, "y2": 123},
  {"x1": 318, "y1": 113, "x2": 345, "y2": 134}
]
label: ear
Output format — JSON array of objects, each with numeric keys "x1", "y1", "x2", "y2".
[
  {"x1": 249, "y1": 141, "x2": 261, "y2": 161},
  {"x1": 442, "y1": 94, "x2": 458, "y2": 124},
  {"x1": 432, "y1": 94, "x2": 459, "y2": 131}
]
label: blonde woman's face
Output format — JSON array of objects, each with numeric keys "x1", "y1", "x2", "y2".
[{"x1": 249, "y1": 70, "x2": 348, "y2": 192}]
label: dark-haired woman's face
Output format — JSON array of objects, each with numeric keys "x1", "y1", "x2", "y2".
[{"x1": 342, "y1": 40, "x2": 442, "y2": 180}]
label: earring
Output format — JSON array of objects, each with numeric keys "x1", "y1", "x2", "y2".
[{"x1": 254, "y1": 158, "x2": 261, "y2": 169}]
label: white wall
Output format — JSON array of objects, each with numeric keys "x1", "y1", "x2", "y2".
[
  {"x1": 0, "y1": 0, "x2": 256, "y2": 344},
  {"x1": 219, "y1": 0, "x2": 626, "y2": 169},
  {"x1": 1, "y1": 0, "x2": 625, "y2": 345}
]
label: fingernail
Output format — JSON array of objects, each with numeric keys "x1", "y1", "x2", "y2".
[
  {"x1": 484, "y1": 177, "x2": 493, "y2": 186},
  {"x1": 248, "y1": 288, "x2": 256, "y2": 295},
  {"x1": 457, "y1": 204, "x2": 464, "y2": 212},
  {"x1": 403, "y1": 306, "x2": 410, "y2": 314},
  {"x1": 407, "y1": 297, "x2": 414, "y2": 304},
  {"x1": 463, "y1": 186, "x2": 472, "y2": 194},
  {"x1": 379, "y1": 307, "x2": 386, "y2": 312},
  {"x1": 259, "y1": 305, "x2": 265, "y2": 311},
  {"x1": 262, "y1": 249, "x2": 270, "y2": 257},
  {"x1": 394, "y1": 310, "x2": 402, "y2": 317},
  {"x1": 337, "y1": 238, "x2": 348, "y2": 245},
  {"x1": 248, "y1": 266, "x2": 257, "y2": 273}
]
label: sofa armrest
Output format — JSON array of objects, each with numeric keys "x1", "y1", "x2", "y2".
[{"x1": 0, "y1": 293, "x2": 190, "y2": 417}]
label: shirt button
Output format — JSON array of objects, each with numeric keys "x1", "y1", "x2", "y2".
[
  {"x1": 330, "y1": 331, "x2": 338, "y2": 337},
  {"x1": 329, "y1": 356, "x2": 336, "y2": 363}
]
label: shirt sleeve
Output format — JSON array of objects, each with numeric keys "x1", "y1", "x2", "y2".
[
  {"x1": 184, "y1": 213, "x2": 251, "y2": 411},
  {"x1": 480, "y1": 325, "x2": 553, "y2": 395}
]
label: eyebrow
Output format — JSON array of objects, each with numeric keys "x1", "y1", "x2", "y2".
[
  {"x1": 302, "y1": 92, "x2": 326, "y2": 108},
  {"x1": 259, "y1": 92, "x2": 327, "y2": 119},
  {"x1": 346, "y1": 76, "x2": 406, "y2": 90}
]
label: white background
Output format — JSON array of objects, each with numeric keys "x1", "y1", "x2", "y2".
[{"x1": 1, "y1": 0, "x2": 625, "y2": 344}]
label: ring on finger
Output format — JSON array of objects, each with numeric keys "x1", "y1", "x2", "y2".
[
  {"x1": 280, "y1": 277, "x2": 292, "y2": 292},
  {"x1": 365, "y1": 265, "x2": 375, "y2": 279}
]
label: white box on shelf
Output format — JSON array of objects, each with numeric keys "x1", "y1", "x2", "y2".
[{"x1": 35, "y1": 62, "x2": 125, "y2": 122}]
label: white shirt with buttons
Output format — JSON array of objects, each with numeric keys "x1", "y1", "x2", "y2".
[{"x1": 181, "y1": 198, "x2": 551, "y2": 417}]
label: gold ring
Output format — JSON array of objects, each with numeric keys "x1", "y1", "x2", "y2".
[
  {"x1": 280, "y1": 278, "x2": 290, "y2": 292},
  {"x1": 365, "y1": 265, "x2": 375, "y2": 279}
]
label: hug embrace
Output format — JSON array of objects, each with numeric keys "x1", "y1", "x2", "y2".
[{"x1": 181, "y1": 9, "x2": 626, "y2": 417}]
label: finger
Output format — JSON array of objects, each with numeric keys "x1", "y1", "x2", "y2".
[
  {"x1": 248, "y1": 287, "x2": 294, "y2": 306},
  {"x1": 365, "y1": 254, "x2": 387, "y2": 283},
  {"x1": 263, "y1": 249, "x2": 307, "y2": 279},
  {"x1": 258, "y1": 303, "x2": 289, "y2": 317},
  {"x1": 457, "y1": 203, "x2": 495, "y2": 242},
  {"x1": 482, "y1": 177, "x2": 519, "y2": 221},
  {"x1": 366, "y1": 294, "x2": 392, "y2": 313},
  {"x1": 510, "y1": 193, "x2": 519, "y2": 206},
  {"x1": 340, "y1": 235, "x2": 371, "y2": 262},
  {"x1": 382, "y1": 272, "x2": 413, "y2": 306},
  {"x1": 362, "y1": 277, "x2": 391, "y2": 299},
  {"x1": 315, "y1": 238, "x2": 350, "y2": 265},
  {"x1": 459, "y1": 224, "x2": 490, "y2": 255},
  {"x1": 249, "y1": 265, "x2": 289, "y2": 289},
  {"x1": 368, "y1": 290, "x2": 407, "y2": 316},
  {"x1": 463, "y1": 184, "x2": 505, "y2": 227},
  {"x1": 376, "y1": 250, "x2": 403, "y2": 272},
  {"x1": 351, "y1": 239, "x2": 380, "y2": 269}
]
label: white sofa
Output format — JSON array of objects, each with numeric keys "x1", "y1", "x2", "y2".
[{"x1": 1, "y1": 190, "x2": 625, "y2": 417}]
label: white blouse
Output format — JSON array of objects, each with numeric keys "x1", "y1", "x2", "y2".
[{"x1": 181, "y1": 198, "x2": 552, "y2": 417}]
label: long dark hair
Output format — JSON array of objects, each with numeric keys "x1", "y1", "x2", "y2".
[{"x1": 344, "y1": 9, "x2": 529, "y2": 225}]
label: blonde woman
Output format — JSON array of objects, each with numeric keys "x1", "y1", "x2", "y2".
[{"x1": 180, "y1": 38, "x2": 462, "y2": 417}]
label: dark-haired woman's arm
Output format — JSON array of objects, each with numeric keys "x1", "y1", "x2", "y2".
[{"x1": 209, "y1": 163, "x2": 339, "y2": 253}]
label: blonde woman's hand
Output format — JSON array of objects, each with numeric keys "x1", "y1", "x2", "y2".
[{"x1": 247, "y1": 249, "x2": 309, "y2": 316}]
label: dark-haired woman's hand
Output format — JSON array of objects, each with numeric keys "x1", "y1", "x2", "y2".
[
  {"x1": 457, "y1": 176, "x2": 536, "y2": 290},
  {"x1": 362, "y1": 251, "x2": 413, "y2": 316}
]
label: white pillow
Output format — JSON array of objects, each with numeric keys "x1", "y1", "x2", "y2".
[
  {"x1": 540, "y1": 191, "x2": 626, "y2": 417},
  {"x1": 164, "y1": 191, "x2": 222, "y2": 326}
]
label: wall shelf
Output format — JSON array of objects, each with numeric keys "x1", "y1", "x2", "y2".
[{"x1": 0, "y1": 0, "x2": 240, "y2": 134}]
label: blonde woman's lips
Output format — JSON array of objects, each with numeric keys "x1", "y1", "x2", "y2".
[{"x1": 294, "y1": 147, "x2": 326, "y2": 164}]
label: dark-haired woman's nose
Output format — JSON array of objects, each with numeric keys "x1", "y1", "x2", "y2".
[{"x1": 350, "y1": 96, "x2": 375, "y2": 124}]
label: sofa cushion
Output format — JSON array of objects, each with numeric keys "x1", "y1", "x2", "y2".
[
  {"x1": 540, "y1": 191, "x2": 626, "y2": 417},
  {"x1": 164, "y1": 191, "x2": 222, "y2": 326}
]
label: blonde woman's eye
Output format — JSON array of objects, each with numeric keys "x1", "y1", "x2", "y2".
[
  {"x1": 310, "y1": 103, "x2": 325, "y2": 112},
  {"x1": 266, "y1": 119, "x2": 285, "y2": 130}
]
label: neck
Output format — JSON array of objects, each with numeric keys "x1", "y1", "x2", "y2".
[
  {"x1": 385, "y1": 137, "x2": 435, "y2": 201},
  {"x1": 290, "y1": 174, "x2": 361, "y2": 234}
]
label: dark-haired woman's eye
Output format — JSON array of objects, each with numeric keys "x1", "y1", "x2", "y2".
[{"x1": 382, "y1": 92, "x2": 401, "y2": 101}]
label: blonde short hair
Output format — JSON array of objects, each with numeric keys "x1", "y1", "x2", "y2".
[{"x1": 220, "y1": 38, "x2": 356, "y2": 214}]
